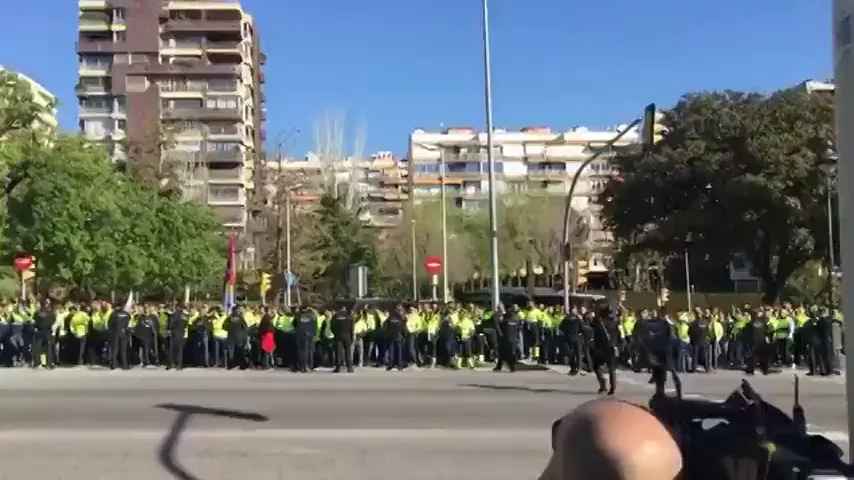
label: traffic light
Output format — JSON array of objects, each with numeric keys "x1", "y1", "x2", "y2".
[
  {"x1": 259, "y1": 272, "x2": 271, "y2": 301},
  {"x1": 641, "y1": 103, "x2": 666, "y2": 153}
]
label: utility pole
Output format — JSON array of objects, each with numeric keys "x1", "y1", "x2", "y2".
[
  {"x1": 482, "y1": 0, "x2": 500, "y2": 311},
  {"x1": 410, "y1": 219, "x2": 418, "y2": 300},
  {"x1": 440, "y1": 151, "x2": 449, "y2": 303},
  {"x1": 285, "y1": 192, "x2": 292, "y2": 308}
]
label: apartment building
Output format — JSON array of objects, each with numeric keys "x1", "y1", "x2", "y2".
[
  {"x1": 0, "y1": 67, "x2": 58, "y2": 132},
  {"x1": 408, "y1": 125, "x2": 639, "y2": 272},
  {"x1": 76, "y1": 0, "x2": 265, "y2": 236},
  {"x1": 262, "y1": 152, "x2": 408, "y2": 227}
]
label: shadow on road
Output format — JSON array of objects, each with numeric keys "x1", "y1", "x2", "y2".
[
  {"x1": 459, "y1": 383, "x2": 597, "y2": 395},
  {"x1": 155, "y1": 403, "x2": 270, "y2": 480}
]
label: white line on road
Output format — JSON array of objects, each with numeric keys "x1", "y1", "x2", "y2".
[{"x1": 0, "y1": 428, "x2": 548, "y2": 442}]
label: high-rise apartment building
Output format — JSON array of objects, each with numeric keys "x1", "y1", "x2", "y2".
[
  {"x1": 0, "y1": 67, "x2": 58, "y2": 132},
  {"x1": 76, "y1": 0, "x2": 265, "y2": 236},
  {"x1": 408, "y1": 125, "x2": 638, "y2": 273}
]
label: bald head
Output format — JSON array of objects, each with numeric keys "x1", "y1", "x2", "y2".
[{"x1": 539, "y1": 399, "x2": 682, "y2": 480}]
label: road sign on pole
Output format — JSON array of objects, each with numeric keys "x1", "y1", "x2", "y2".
[
  {"x1": 13, "y1": 254, "x2": 33, "y2": 272},
  {"x1": 424, "y1": 255, "x2": 442, "y2": 276}
]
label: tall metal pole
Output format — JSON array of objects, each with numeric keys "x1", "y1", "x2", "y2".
[
  {"x1": 831, "y1": 0, "x2": 854, "y2": 457},
  {"x1": 683, "y1": 248, "x2": 693, "y2": 311},
  {"x1": 285, "y1": 193, "x2": 292, "y2": 308},
  {"x1": 482, "y1": 0, "x2": 500, "y2": 311},
  {"x1": 827, "y1": 174, "x2": 836, "y2": 281},
  {"x1": 410, "y1": 220, "x2": 418, "y2": 300},
  {"x1": 440, "y1": 151, "x2": 450, "y2": 303}
]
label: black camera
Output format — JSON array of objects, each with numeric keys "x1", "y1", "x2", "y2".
[{"x1": 648, "y1": 377, "x2": 851, "y2": 480}]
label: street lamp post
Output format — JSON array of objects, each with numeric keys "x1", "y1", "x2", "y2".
[
  {"x1": 440, "y1": 151, "x2": 450, "y2": 303},
  {"x1": 819, "y1": 147, "x2": 838, "y2": 295},
  {"x1": 410, "y1": 219, "x2": 418, "y2": 300},
  {"x1": 482, "y1": 0, "x2": 500, "y2": 311},
  {"x1": 561, "y1": 119, "x2": 641, "y2": 312},
  {"x1": 684, "y1": 232, "x2": 693, "y2": 311},
  {"x1": 284, "y1": 191, "x2": 293, "y2": 308}
]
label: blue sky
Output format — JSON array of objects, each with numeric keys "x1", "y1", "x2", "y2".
[{"x1": 1, "y1": 0, "x2": 830, "y2": 156}]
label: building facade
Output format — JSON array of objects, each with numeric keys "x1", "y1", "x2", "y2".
[
  {"x1": 261, "y1": 152, "x2": 408, "y2": 228},
  {"x1": 408, "y1": 125, "x2": 639, "y2": 273},
  {"x1": 76, "y1": 0, "x2": 265, "y2": 236},
  {"x1": 0, "y1": 67, "x2": 58, "y2": 132}
]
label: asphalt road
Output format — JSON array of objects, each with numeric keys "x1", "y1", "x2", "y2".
[{"x1": 0, "y1": 366, "x2": 846, "y2": 480}]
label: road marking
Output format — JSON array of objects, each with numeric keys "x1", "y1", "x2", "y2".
[{"x1": 0, "y1": 428, "x2": 549, "y2": 442}]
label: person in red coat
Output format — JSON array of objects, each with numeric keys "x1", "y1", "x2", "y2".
[{"x1": 259, "y1": 307, "x2": 276, "y2": 369}]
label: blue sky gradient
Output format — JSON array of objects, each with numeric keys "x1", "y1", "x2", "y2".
[{"x1": 1, "y1": 0, "x2": 831, "y2": 156}]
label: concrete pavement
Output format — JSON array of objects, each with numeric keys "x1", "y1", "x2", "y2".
[{"x1": 0, "y1": 366, "x2": 846, "y2": 479}]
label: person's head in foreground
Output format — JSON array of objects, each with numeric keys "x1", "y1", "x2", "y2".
[{"x1": 539, "y1": 398, "x2": 682, "y2": 480}]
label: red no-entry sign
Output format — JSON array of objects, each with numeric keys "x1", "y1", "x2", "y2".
[
  {"x1": 424, "y1": 255, "x2": 442, "y2": 275},
  {"x1": 13, "y1": 254, "x2": 33, "y2": 272}
]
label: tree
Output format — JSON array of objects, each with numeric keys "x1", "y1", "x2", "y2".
[
  {"x1": 312, "y1": 193, "x2": 378, "y2": 296},
  {"x1": 0, "y1": 70, "x2": 54, "y2": 140},
  {"x1": 599, "y1": 90, "x2": 834, "y2": 301},
  {"x1": 311, "y1": 109, "x2": 367, "y2": 209},
  {"x1": 376, "y1": 200, "x2": 487, "y2": 294}
]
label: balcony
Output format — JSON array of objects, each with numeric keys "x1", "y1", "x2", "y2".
[
  {"x1": 207, "y1": 81, "x2": 239, "y2": 93},
  {"x1": 163, "y1": 19, "x2": 242, "y2": 33},
  {"x1": 205, "y1": 40, "x2": 241, "y2": 51},
  {"x1": 162, "y1": 107, "x2": 242, "y2": 121},
  {"x1": 208, "y1": 188, "x2": 246, "y2": 205},
  {"x1": 260, "y1": 52, "x2": 267, "y2": 65},
  {"x1": 260, "y1": 92, "x2": 266, "y2": 103},
  {"x1": 208, "y1": 124, "x2": 240, "y2": 135},
  {"x1": 213, "y1": 206, "x2": 246, "y2": 226},
  {"x1": 76, "y1": 80, "x2": 110, "y2": 96},
  {"x1": 527, "y1": 169, "x2": 568, "y2": 180},
  {"x1": 207, "y1": 167, "x2": 245, "y2": 183},
  {"x1": 206, "y1": 149, "x2": 244, "y2": 163},
  {"x1": 79, "y1": 0, "x2": 108, "y2": 8},
  {"x1": 79, "y1": 105, "x2": 112, "y2": 117},
  {"x1": 259, "y1": 72, "x2": 265, "y2": 83},
  {"x1": 159, "y1": 82, "x2": 207, "y2": 94},
  {"x1": 446, "y1": 151, "x2": 488, "y2": 163},
  {"x1": 79, "y1": 13, "x2": 110, "y2": 31},
  {"x1": 128, "y1": 62, "x2": 239, "y2": 77},
  {"x1": 77, "y1": 39, "x2": 122, "y2": 54}
]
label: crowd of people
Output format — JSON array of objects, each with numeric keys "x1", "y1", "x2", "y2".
[{"x1": 0, "y1": 298, "x2": 843, "y2": 390}]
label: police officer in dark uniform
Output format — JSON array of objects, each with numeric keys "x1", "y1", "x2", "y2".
[
  {"x1": 385, "y1": 305, "x2": 406, "y2": 371},
  {"x1": 588, "y1": 310, "x2": 618, "y2": 395},
  {"x1": 807, "y1": 307, "x2": 840, "y2": 376},
  {"x1": 742, "y1": 309, "x2": 770, "y2": 376},
  {"x1": 107, "y1": 302, "x2": 131, "y2": 370},
  {"x1": 293, "y1": 305, "x2": 317, "y2": 373},
  {"x1": 494, "y1": 304, "x2": 520, "y2": 372},
  {"x1": 559, "y1": 306, "x2": 584, "y2": 376},
  {"x1": 167, "y1": 304, "x2": 189, "y2": 370},
  {"x1": 225, "y1": 305, "x2": 248, "y2": 369},
  {"x1": 639, "y1": 309, "x2": 681, "y2": 398},
  {"x1": 330, "y1": 307, "x2": 355, "y2": 373},
  {"x1": 688, "y1": 312, "x2": 711, "y2": 373},
  {"x1": 32, "y1": 298, "x2": 55, "y2": 369},
  {"x1": 134, "y1": 306, "x2": 158, "y2": 367}
]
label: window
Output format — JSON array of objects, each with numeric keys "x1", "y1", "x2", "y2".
[
  {"x1": 116, "y1": 120, "x2": 127, "y2": 131},
  {"x1": 82, "y1": 119, "x2": 109, "y2": 137},
  {"x1": 113, "y1": 8, "x2": 125, "y2": 20},
  {"x1": 125, "y1": 76, "x2": 147, "y2": 92},
  {"x1": 115, "y1": 31, "x2": 126, "y2": 42},
  {"x1": 205, "y1": 96, "x2": 239, "y2": 110},
  {"x1": 114, "y1": 53, "x2": 129, "y2": 64},
  {"x1": 207, "y1": 142, "x2": 240, "y2": 152}
]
